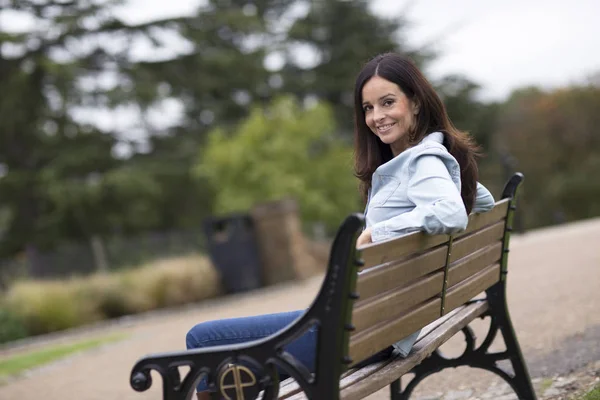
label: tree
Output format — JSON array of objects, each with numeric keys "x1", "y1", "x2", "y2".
[
  {"x1": 279, "y1": 0, "x2": 434, "y2": 135},
  {"x1": 0, "y1": 0, "x2": 196, "y2": 264},
  {"x1": 194, "y1": 96, "x2": 359, "y2": 233},
  {"x1": 111, "y1": 0, "x2": 301, "y2": 232},
  {"x1": 435, "y1": 75, "x2": 499, "y2": 151},
  {"x1": 136, "y1": 0, "x2": 296, "y2": 135},
  {"x1": 493, "y1": 84, "x2": 600, "y2": 228}
]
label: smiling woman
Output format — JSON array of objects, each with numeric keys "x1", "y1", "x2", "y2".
[{"x1": 353, "y1": 53, "x2": 494, "y2": 238}]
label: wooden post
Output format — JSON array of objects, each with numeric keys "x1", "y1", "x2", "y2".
[
  {"x1": 250, "y1": 198, "x2": 320, "y2": 285},
  {"x1": 91, "y1": 235, "x2": 109, "y2": 273}
]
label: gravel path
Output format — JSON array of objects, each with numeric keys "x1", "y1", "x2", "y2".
[{"x1": 1, "y1": 217, "x2": 599, "y2": 400}]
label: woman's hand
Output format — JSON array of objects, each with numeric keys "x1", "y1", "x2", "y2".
[{"x1": 356, "y1": 227, "x2": 373, "y2": 247}]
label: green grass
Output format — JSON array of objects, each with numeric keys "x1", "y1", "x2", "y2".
[
  {"x1": 539, "y1": 377, "x2": 554, "y2": 393},
  {"x1": 581, "y1": 385, "x2": 600, "y2": 400},
  {"x1": 0, "y1": 333, "x2": 128, "y2": 378}
]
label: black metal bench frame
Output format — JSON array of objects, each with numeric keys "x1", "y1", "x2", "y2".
[{"x1": 130, "y1": 173, "x2": 537, "y2": 400}]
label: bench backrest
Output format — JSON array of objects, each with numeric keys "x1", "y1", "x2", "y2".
[{"x1": 349, "y1": 199, "x2": 511, "y2": 364}]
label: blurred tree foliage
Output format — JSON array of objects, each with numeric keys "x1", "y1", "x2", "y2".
[
  {"x1": 195, "y1": 96, "x2": 359, "y2": 233},
  {"x1": 280, "y1": 0, "x2": 433, "y2": 135},
  {"x1": 493, "y1": 84, "x2": 600, "y2": 229},
  {"x1": 435, "y1": 75, "x2": 499, "y2": 152},
  {"x1": 0, "y1": 0, "x2": 212, "y2": 267},
  {"x1": 0, "y1": 0, "x2": 127, "y2": 260}
]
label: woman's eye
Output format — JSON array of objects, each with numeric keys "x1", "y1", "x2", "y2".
[
  {"x1": 363, "y1": 105, "x2": 372, "y2": 112},
  {"x1": 383, "y1": 99, "x2": 394, "y2": 106}
]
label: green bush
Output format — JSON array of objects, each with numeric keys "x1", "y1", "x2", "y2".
[
  {"x1": 82, "y1": 274, "x2": 152, "y2": 319},
  {"x1": 123, "y1": 256, "x2": 222, "y2": 308},
  {"x1": 0, "y1": 307, "x2": 28, "y2": 344},
  {"x1": 3, "y1": 280, "x2": 99, "y2": 335},
  {"x1": 0, "y1": 255, "x2": 222, "y2": 340}
]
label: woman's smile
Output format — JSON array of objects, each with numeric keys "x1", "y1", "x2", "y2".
[{"x1": 376, "y1": 122, "x2": 397, "y2": 134}]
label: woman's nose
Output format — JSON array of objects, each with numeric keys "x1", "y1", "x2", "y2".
[{"x1": 373, "y1": 107, "x2": 385, "y2": 123}]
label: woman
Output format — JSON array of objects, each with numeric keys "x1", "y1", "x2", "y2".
[
  {"x1": 354, "y1": 53, "x2": 494, "y2": 247},
  {"x1": 187, "y1": 53, "x2": 495, "y2": 399}
]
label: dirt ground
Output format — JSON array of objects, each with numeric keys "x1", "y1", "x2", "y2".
[{"x1": 1, "y1": 217, "x2": 599, "y2": 400}]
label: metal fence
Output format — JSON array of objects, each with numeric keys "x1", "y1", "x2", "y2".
[{"x1": 0, "y1": 229, "x2": 206, "y2": 287}]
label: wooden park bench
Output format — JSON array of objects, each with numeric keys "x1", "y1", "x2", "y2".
[{"x1": 129, "y1": 173, "x2": 537, "y2": 400}]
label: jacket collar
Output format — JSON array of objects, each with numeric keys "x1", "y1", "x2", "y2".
[{"x1": 420, "y1": 131, "x2": 444, "y2": 145}]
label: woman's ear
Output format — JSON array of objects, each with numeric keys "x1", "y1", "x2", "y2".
[{"x1": 412, "y1": 100, "x2": 420, "y2": 115}]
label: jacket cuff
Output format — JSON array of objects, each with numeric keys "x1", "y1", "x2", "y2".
[{"x1": 371, "y1": 222, "x2": 391, "y2": 242}]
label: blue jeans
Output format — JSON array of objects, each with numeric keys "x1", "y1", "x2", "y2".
[{"x1": 186, "y1": 310, "x2": 393, "y2": 393}]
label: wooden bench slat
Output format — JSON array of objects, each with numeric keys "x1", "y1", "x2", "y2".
[
  {"x1": 340, "y1": 301, "x2": 489, "y2": 400},
  {"x1": 278, "y1": 381, "x2": 303, "y2": 399},
  {"x1": 447, "y1": 242, "x2": 503, "y2": 287},
  {"x1": 353, "y1": 272, "x2": 444, "y2": 333},
  {"x1": 360, "y1": 232, "x2": 449, "y2": 270},
  {"x1": 285, "y1": 388, "x2": 309, "y2": 399},
  {"x1": 454, "y1": 199, "x2": 509, "y2": 240},
  {"x1": 450, "y1": 221, "x2": 505, "y2": 262},
  {"x1": 356, "y1": 246, "x2": 447, "y2": 301},
  {"x1": 277, "y1": 377, "x2": 304, "y2": 399},
  {"x1": 349, "y1": 298, "x2": 441, "y2": 365},
  {"x1": 443, "y1": 263, "x2": 500, "y2": 314}
]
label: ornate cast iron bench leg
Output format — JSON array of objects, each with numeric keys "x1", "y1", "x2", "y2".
[{"x1": 389, "y1": 283, "x2": 537, "y2": 400}]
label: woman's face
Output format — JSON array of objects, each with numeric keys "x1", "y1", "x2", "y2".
[{"x1": 361, "y1": 75, "x2": 419, "y2": 156}]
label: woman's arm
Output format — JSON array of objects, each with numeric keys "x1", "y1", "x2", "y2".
[{"x1": 370, "y1": 152, "x2": 468, "y2": 243}]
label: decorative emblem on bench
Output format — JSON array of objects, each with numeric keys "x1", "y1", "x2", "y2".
[{"x1": 218, "y1": 363, "x2": 259, "y2": 400}]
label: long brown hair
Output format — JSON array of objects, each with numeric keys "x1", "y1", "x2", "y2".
[{"x1": 354, "y1": 53, "x2": 480, "y2": 213}]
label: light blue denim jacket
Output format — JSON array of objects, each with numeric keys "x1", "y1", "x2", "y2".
[{"x1": 364, "y1": 131, "x2": 495, "y2": 356}]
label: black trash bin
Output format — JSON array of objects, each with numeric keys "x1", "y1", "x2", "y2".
[{"x1": 203, "y1": 214, "x2": 263, "y2": 293}]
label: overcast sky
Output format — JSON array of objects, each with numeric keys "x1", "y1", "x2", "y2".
[{"x1": 113, "y1": 0, "x2": 600, "y2": 101}]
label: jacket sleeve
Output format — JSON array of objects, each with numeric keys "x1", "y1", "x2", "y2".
[
  {"x1": 370, "y1": 150, "x2": 468, "y2": 242},
  {"x1": 472, "y1": 182, "x2": 496, "y2": 213}
]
